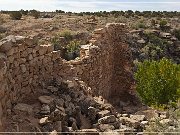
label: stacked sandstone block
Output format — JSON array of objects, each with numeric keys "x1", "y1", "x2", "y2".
[{"x1": 0, "y1": 35, "x2": 61, "y2": 123}]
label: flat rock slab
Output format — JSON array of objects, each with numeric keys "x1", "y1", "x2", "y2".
[
  {"x1": 38, "y1": 96, "x2": 54, "y2": 104},
  {"x1": 14, "y1": 103, "x2": 33, "y2": 114}
]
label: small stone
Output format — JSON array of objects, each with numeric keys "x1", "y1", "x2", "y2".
[
  {"x1": 88, "y1": 107, "x2": 98, "y2": 121},
  {"x1": 54, "y1": 98, "x2": 64, "y2": 108},
  {"x1": 0, "y1": 38, "x2": 13, "y2": 52},
  {"x1": 130, "y1": 115, "x2": 146, "y2": 122},
  {"x1": 54, "y1": 121, "x2": 62, "y2": 132},
  {"x1": 47, "y1": 86, "x2": 58, "y2": 93},
  {"x1": 20, "y1": 64, "x2": 26, "y2": 73},
  {"x1": 39, "y1": 117, "x2": 49, "y2": 126},
  {"x1": 38, "y1": 96, "x2": 54, "y2": 104},
  {"x1": 40, "y1": 105, "x2": 50, "y2": 115},
  {"x1": 98, "y1": 124, "x2": 115, "y2": 132},
  {"x1": 122, "y1": 114, "x2": 129, "y2": 117},
  {"x1": 160, "y1": 114, "x2": 167, "y2": 119},
  {"x1": 72, "y1": 122, "x2": 78, "y2": 131},
  {"x1": 98, "y1": 115, "x2": 116, "y2": 124},
  {"x1": 140, "y1": 121, "x2": 149, "y2": 128},
  {"x1": 49, "y1": 109, "x2": 66, "y2": 122},
  {"x1": 98, "y1": 110, "x2": 110, "y2": 118},
  {"x1": 49, "y1": 130, "x2": 58, "y2": 135},
  {"x1": 160, "y1": 119, "x2": 171, "y2": 125}
]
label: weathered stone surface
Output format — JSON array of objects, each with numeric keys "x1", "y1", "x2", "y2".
[
  {"x1": 39, "y1": 117, "x2": 49, "y2": 125},
  {"x1": 40, "y1": 105, "x2": 50, "y2": 115},
  {"x1": 47, "y1": 86, "x2": 59, "y2": 93},
  {"x1": 160, "y1": 119, "x2": 171, "y2": 125},
  {"x1": 98, "y1": 110, "x2": 110, "y2": 118},
  {"x1": 54, "y1": 121, "x2": 62, "y2": 132},
  {"x1": 120, "y1": 117, "x2": 140, "y2": 129},
  {"x1": 0, "y1": 38, "x2": 13, "y2": 52},
  {"x1": 13, "y1": 103, "x2": 33, "y2": 114},
  {"x1": 98, "y1": 124, "x2": 115, "y2": 132},
  {"x1": 0, "y1": 102, "x2": 3, "y2": 121},
  {"x1": 38, "y1": 96, "x2": 54, "y2": 104},
  {"x1": 130, "y1": 115, "x2": 146, "y2": 122},
  {"x1": 98, "y1": 115, "x2": 116, "y2": 124}
]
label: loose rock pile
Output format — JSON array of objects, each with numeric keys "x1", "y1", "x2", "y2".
[{"x1": 3, "y1": 79, "x2": 174, "y2": 134}]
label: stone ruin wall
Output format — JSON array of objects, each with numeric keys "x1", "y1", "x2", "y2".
[
  {"x1": 0, "y1": 23, "x2": 134, "y2": 128},
  {"x1": 72, "y1": 23, "x2": 134, "y2": 102}
]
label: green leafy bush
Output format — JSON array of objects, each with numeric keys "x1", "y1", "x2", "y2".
[
  {"x1": 135, "y1": 58, "x2": 180, "y2": 107},
  {"x1": 10, "y1": 11, "x2": 22, "y2": 20}
]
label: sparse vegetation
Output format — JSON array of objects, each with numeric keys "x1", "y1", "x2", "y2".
[
  {"x1": 59, "y1": 30, "x2": 74, "y2": 41},
  {"x1": 10, "y1": 11, "x2": 22, "y2": 20},
  {"x1": 173, "y1": 29, "x2": 180, "y2": 40},
  {"x1": 29, "y1": 10, "x2": 40, "y2": 19},
  {"x1": 145, "y1": 106, "x2": 180, "y2": 133},
  {"x1": 65, "y1": 40, "x2": 81, "y2": 60}
]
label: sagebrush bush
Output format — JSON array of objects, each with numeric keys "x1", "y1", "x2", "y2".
[
  {"x1": 66, "y1": 40, "x2": 80, "y2": 53},
  {"x1": 173, "y1": 29, "x2": 180, "y2": 40},
  {"x1": 29, "y1": 10, "x2": 40, "y2": 19},
  {"x1": 10, "y1": 11, "x2": 22, "y2": 20},
  {"x1": 59, "y1": 30, "x2": 74, "y2": 40},
  {"x1": 159, "y1": 20, "x2": 167, "y2": 27},
  {"x1": 135, "y1": 58, "x2": 180, "y2": 107}
]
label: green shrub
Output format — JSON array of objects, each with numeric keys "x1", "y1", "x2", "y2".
[
  {"x1": 0, "y1": 15, "x2": 5, "y2": 24},
  {"x1": 51, "y1": 36, "x2": 62, "y2": 51},
  {"x1": 29, "y1": 10, "x2": 40, "y2": 19},
  {"x1": 173, "y1": 29, "x2": 180, "y2": 40},
  {"x1": 64, "y1": 40, "x2": 81, "y2": 60},
  {"x1": 159, "y1": 20, "x2": 167, "y2": 27},
  {"x1": 20, "y1": 9, "x2": 28, "y2": 15},
  {"x1": 10, "y1": 11, "x2": 22, "y2": 20},
  {"x1": 133, "y1": 21, "x2": 147, "y2": 29},
  {"x1": 138, "y1": 23, "x2": 146, "y2": 29},
  {"x1": 59, "y1": 30, "x2": 74, "y2": 41},
  {"x1": 151, "y1": 19, "x2": 157, "y2": 26},
  {"x1": 135, "y1": 58, "x2": 180, "y2": 107},
  {"x1": 66, "y1": 40, "x2": 80, "y2": 53}
]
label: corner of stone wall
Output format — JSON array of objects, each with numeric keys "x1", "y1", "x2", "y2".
[{"x1": 0, "y1": 23, "x2": 135, "y2": 130}]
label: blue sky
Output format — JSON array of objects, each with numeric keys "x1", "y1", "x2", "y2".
[{"x1": 0, "y1": 0, "x2": 180, "y2": 12}]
